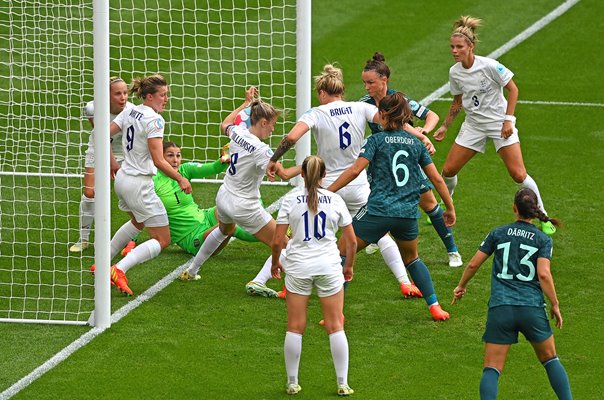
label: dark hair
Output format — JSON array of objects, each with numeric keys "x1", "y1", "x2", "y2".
[
  {"x1": 514, "y1": 188, "x2": 560, "y2": 226},
  {"x1": 301, "y1": 155, "x2": 326, "y2": 214},
  {"x1": 163, "y1": 141, "x2": 180, "y2": 152},
  {"x1": 378, "y1": 92, "x2": 412, "y2": 131},
  {"x1": 363, "y1": 52, "x2": 390, "y2": 79},
  {"x1": 249, "y1": 99, "x2": 280, "y2": 126},
  {"x1": 130, "y1": 74, "x2": 168, "y2": 99}
]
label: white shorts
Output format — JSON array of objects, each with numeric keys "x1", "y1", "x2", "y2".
[
  {"x1": 285, "y1": 272, "x2": 344, "y2": 297},
  {"x1": 328, "y1": 183, "x2": 370, "y2": 217},
  {"x1": 455, "y1": 121, "x2": 520, "y2": 153},
  {"x1": 84, "y1": 134, "x2": 124, "y2": 169},
  {"x1": 114, "y1": 169, "x2": 168, "y2": 227},
  {"x1": 215, "y1": 185, "x2": 272, "y2": 235}
]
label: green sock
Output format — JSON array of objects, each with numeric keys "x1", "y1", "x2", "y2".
[{"x1": 233, "y1": 226, "x2": 258, "y2": 242}]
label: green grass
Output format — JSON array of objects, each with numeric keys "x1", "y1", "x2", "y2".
[{"x1": 2, "y1": 0, "x2": 604, "y2": 398}]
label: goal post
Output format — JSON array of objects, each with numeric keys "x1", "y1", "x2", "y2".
[{"x1": 0, "y1": 0, "x2": 311, "y2": 326}]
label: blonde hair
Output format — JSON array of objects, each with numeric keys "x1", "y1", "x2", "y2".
[
  {"x1": 249, "y1": 99, "x2": 280, "y2": 126},
  {"x1": 452, "y1": 15, "x2": 482, "y2": 45},
  {"x1": 302, "y1": 155, "x2": 326, "y2": 214},
  {"x1": 314, "y1": 64, "x2": 345, "y2": 96},
  {"x1": 130, "y1": 74, "x2": 168, "y2": 99}
]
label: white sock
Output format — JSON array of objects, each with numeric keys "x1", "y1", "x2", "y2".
[
  {"x1": 378, "y1": 235, "x2": 411, "y2": 284},
  {"x1": 116, "y1": 238, "x2": 161, "y2": 274},
  {"x1": 443, "y1": 174, "x2": 458, "y2": 196},
  {"x1": 79, "y1": 194, "x2": 95, "y2": 242},
  {"x1": 284, "y1": 331, "x2": 302, "y2": 385},
  {"x1": 329, "y1": 330, "x2": 349, "y2": 386},
  {"x1": 188, "y1": 229, "x2": 229, "y2": 276},
  {"x1": 110, "y1": 221, "x2": 142, "y2": 260},
  {"x1": 520, "y1": 174, "x2": 548, "y2": 215},
  {"x1": 254, "y1": 250, "x2": 286, "y2": 285}
]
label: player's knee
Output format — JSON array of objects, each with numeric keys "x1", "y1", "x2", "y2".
[
  {"x1": 509, "y1": 168, "x2": 527, "y2": 183},
  {"x1": 83, "y1": 187, "x2": 95, "y2": 198},
  {"x1": 441, "y1": 165, "x2": 457, "y2": 178},
  {"x1": 419, "y1": 191, "x2": 437, "y2": 211}
]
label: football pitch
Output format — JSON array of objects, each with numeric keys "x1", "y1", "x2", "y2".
[{"x1": 1, "y1": 0, "x2": 603, "y2": 398}]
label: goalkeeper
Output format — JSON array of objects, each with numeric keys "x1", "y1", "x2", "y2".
[{"x1": 153, "y1": 141, "x2": 258, "y2": 258}]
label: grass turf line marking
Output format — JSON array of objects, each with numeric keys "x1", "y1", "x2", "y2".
[
  {"x1": 420, "y1": 0, "x2": 581, "y2": 107},
  {"x1": 433, "y1": 98, "x2": 603, "y2": 107},
  {"x1": 0, "y1": 2, "x2": 581, "y2": 398}
]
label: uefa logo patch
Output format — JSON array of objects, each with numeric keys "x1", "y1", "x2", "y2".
[{"x1": 154, "y1": 118, "x2": 164, "y2": 130}]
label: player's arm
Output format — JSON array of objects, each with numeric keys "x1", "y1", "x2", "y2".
[
  {"x1": 433, "y1": 94, "x2": 462, "y2": 141},
  {"x1": 184, "y1": 158, "x2": 229, "y2": 180},
  {"x1": 327, "y1": 156, "x2": 369, "y2": 193},
  {"x1": 452, "y1": 250, "x2": 490, "y2": 304},
  {"x1": 267, "y1": 121, "x2": 310, "y2": 178},
  {"x1": 271, "y1": 223, "x2": 289, "y2": 278},
  {"x1": 405, "y1": 124, "x2": 435, "y2": 155},
  {"x1": 272, "y1": 163, "x2": 302, "y2": 180},
  {"x1": 109, "y1": 121, "x2": 122, "y2": 177},
  {"x1": 422, "y1": 162, "x2": 455, "y2": 225},
  {"x1": 501, "y1": 79, "x2": 518, "y2": 139},
  {"x1": 220, "y1": 86, "x2": 258, "y2": 134},
  {"x1": 340, "y1": 223, "x2": 356, "y2": 282},
  {"x1": 536, "y1": 257, "x2": 563, "y2": 329},
  {"x1": 149, "y1": 137, "x2": 192, "y2": 194},
  {"x1": 418, "y1": 110, "x2": 439, "y2": 134}
]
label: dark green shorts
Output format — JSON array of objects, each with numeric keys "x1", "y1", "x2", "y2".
[
  {"x1": 176, "y1": 207, "x2": 217, "y2": 255},
  {"x1": 482, "y1": 305, "x2": 553, "y2": 344},
  {"x1": 352, "y1": 206, "x2": 419, "y2": 244}
]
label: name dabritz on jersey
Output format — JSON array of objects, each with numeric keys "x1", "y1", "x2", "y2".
[
  {"x1": 507, "y1": 227, "x2": 535, "y2": 240},
  {"x1": 296, "y1": 194, "x2": 333, "y2": 204},
  {"x1": 231, "y1": 131, "x2": 257, "y2": 153}
]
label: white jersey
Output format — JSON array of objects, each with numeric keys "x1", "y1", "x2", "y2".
[
  {"x1": 277, "y1": 187, "x2": 352, "y2": 278},
  {"x1": 112, "y1": 104, "x2": 165, "y2": 176},
  {"x1": 449, "y1": 55, "x2": 514, "y2": 127},
  {"x1": 84, "y1": 100, "x2": 135, "y2": 161},
  {"x1": 222, "y1": 125, "x2": 273, "y2": 201},
  {"x1": 298, "y1": 100, "x2": 377, "y2": 186}
]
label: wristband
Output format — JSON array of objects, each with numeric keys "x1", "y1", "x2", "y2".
[{"x1": 504, "y1": 115, "x2": 516, "y2": 123}]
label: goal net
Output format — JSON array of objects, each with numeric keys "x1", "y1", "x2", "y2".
[{"x1": 0, "y1": 0, "x2": 301, "y2": 325}]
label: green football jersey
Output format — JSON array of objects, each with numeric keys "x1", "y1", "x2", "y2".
[
  {"x1": 360, "y1": 129, "x2": 432, "y2": 218},
  {"x1": 153, "y1": 160, "x2": 227, "y2": 243},
  {"x1": 479, "y1": 220, "x2": 553, "y2": 308}
]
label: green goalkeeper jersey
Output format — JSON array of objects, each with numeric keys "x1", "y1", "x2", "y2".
[{"x1": 153, "y1": 160, "x2": 227, "y2": 243}]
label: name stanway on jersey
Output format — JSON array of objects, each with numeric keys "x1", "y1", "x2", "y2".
[
  {"x1": 223, "y1": 125, "x2": 273, "y2": 201},
  {"x1": 112, "y1": 104, "x2": 165, "y2": 176},
  {"x1": 85, "y1": 100, "x2": 135, "y2": 159},
  {"x1": 277, "y1": 187, "x2": 352, "y2": 278},
  {"x1": 449, "y1": 55, "x2": 514, "y2": 127},
  {"x1": 298, "y1": 100, "x2": 377, "y2": 186}
]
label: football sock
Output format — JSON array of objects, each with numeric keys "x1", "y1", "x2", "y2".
[
  {"x1": 443, "y1": 174, "x2": 457, "y2": 196},
  {"x1": 110, "y1": 221, "x2": 142, "y2": 260},
  {"x1": 116, "y1": 238, "x2": 161, "y2": 274},
  {"x1": 543, "y1": 356, "x2": 572, "y2": 400},
  {"x1": 479, "y1": 367, "x2": 500, "y2": 400},
  {"x1": 79, "y1": 194, "x2": 95, "y2": 242},
  {"x1": 520, "y1": 174, "x2": 548, "y2": 216},
  {"x1": 427, "y1": 204, "x2": 458, "y2": 253},
  {"x1": 329, "y1": 330, "x2": 349, "y2": 386},
  {"x1": 233, "y1": 225, "x2": 258, "y2": 242},
  {"x1": 377, "y1": 235, "x2": 411, "y2": 285},
  {"x1": 284, "y1": 331, "x2": 302, "y2": 385},
  {"x1": 188, "y1": 229, "x2": 229, "y2": 276},
  {"x1": 406, "y1": 258, "x2": 437, "y2": 306},
  {"x1": 254, "y1": 250, "x2": 285, "y2": 285}
]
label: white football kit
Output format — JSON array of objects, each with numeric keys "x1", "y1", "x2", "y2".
[
  {"x1": 84, "y1": 100, "x2": 135, "y2": 167},
  {"x1": 298, "y1": 100, "x2": 377, "y2": 214},
  {"x1": 111, "y1": 104, "x2": 168, "y2": 226},
  {"x1": 277, "y1": 187, "x2": 352, "y2": 296},
  {"x1": 216, "y1": 124, "x2": 274, "y2": 234},
  {"x1": 449, "y1": 55, "x2": 519, "y2": 152}
]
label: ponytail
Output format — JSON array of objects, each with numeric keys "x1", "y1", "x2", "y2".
[
  {"x1": 514, "y1": 188, "x2": 561, "y2": 227},
  {"x1": 301, "y1": 155, "x2": 326, "y2": 214}
]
